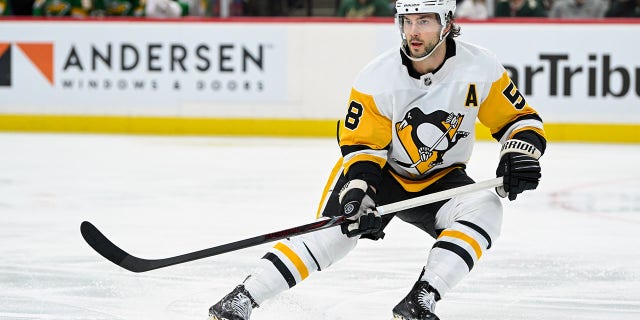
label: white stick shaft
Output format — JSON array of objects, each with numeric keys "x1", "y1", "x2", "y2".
[{"x1": 376, "y1": 177, "x2": 503, "y2": 215}]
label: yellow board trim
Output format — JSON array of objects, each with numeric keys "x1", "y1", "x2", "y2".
[
  {"x1": 438, "y1": 230, "x2": 483, "y2": 260},
  {"x1": 475, "y1": 122, "x2": 639, "y2": 143},
  {"x1": 274, "y1": 242, "x2": 309, "y2": 280},
  {"x1": 0, "y1": 114, "x2": 638, "y2": 143},
  {"x1": 0, "y1": 114, "x2": 335, "y2": 137}
]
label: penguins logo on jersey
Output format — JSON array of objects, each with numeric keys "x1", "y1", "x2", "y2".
[{"x1": 394, "y1": 108, "x2": 470, "y2": 174}]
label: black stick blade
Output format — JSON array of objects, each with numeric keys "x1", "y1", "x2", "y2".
[
  {"x1": 79, "y1": 217, "x2": 346, "y2": 273},
  {"x1": 80, "y1": 221, "x2": 150, "y2": 273}
]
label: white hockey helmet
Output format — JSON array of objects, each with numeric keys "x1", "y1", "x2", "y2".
[
  {"x1": 395, "y1": 0, "x2": 457, "y2": 29},
  {"x1": 395, "y1": 0, "x2": 457, "y2": 61}
]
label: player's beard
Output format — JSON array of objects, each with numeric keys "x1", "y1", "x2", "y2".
[{"x1": 408, "y1": 36, "x2": 439, "y2": 60}]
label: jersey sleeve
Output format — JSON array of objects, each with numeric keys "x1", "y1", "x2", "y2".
[
  {"x1": 478, "y1": 70, "x2": 546, "y2": 145},
  {"x1": 339, "y1": 87, "x2": 392, "y2": 181}
]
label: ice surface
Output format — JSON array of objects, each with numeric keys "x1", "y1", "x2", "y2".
[{"x1": 1, "y1": 133, "x2": 639, "y2": 320}]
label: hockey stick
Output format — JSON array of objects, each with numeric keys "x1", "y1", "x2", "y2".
[{"x1": 81, "y1": 177, "x2": 502, "y2": 273}]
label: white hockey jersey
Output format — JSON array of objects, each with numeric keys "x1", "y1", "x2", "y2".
[{"x1": 339, "y1": 38, "x2": 545, "y2": 192}]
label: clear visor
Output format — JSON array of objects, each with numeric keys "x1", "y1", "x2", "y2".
[{"x1": 399, "y1": 14, "x2": 443, "y2": 34}]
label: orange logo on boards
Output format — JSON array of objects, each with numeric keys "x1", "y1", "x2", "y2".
[
  {"x1": 0, "y1": 43, "x2": 9, "y2": 56},
  {"x1": 0, "y1": 42, "x2": 54, "y2": 87}
]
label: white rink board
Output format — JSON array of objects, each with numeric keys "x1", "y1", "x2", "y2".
[
  {"x1": 376, "y1": 22, "x2": 640, "y2": 124},
  {"x1": 0, "y1": 21, "x2": 289, "y2": 113},
  {"x1": 1, "y1": 20, "x2": 639, "y2": 124}
]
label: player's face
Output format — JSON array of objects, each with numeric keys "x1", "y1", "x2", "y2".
[{"x1": 401, "y1": 13, "x2": 442, "y2": 59}]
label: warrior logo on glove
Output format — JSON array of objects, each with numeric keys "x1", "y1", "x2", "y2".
[
  {"x1": 496, "y1": 139, "x2": 542, "y2": 201},
  {"x1": 343, "y1": 202, "x2": 357, "y2": 216},
  {"x1": 338, "y1": 179, "x2": 383, "y2": 238}
]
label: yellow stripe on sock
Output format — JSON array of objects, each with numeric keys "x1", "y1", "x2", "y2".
[
  {"x1": 274, "y1": 242, "x2": 309, "y2": 280},
  {"x1": 438, "y1": 230, "x2": 483, "y2": 260}
]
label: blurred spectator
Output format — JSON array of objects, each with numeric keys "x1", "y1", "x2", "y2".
[
  {"x1": 387, "y1": 0, "x2": 397, "y2": 14},
  {"x1": 210, "y1": 0, "x2": 243, "y2": 16},
  {"x1": 146, "y1": 0, "x2": 200, "y2": 17},
  {"x1": 548, "y1": 0, "x2": 608, "y2": 17},
  {"x1": 1, "y1": 0, "x2": 10, "y2": 15},
  {"x1": 456, "y1": 0, "x2": 490, "y2": 19},
  {"x1": 99, "y1": 0, "x2": 145, "y2": 16},
  {"x1": 9, "y1": 0, "x2": 35, "y2": 15},
  {"x1": 606, "y1": 0, "x2": 640, "y2": 16},
  {"x1": 183, "y1": 0, "x2": 208, "y2": 16},
  {"x1": 495, "y1": 0, "x2": 547, "y2": 16},
  {"x1": 337, "y1": 0, "x2": 393, "y2": 18},
  {"x1": 244, "y1": 0, "x2": 288, "y2": 16},
  {"x1": 33, "y1": 0, "x2": 93, "y2": 17}
]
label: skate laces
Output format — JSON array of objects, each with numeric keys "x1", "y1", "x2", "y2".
[
  {"x1": 223, "y1": 292, "x2": 253, "y2": 318},
  {"x1": 416, "y1": 286, "x2": 436, "y2": 312}
]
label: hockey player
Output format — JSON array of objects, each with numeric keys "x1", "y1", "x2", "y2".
[{"x1": 209, "y1": 0, "x2": 546, "y2": 319}]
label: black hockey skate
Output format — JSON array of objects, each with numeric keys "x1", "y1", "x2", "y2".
[
  {"x1": 392, "y1": 281, "x2": 440, "y2": 320},
  {"x1": 209, "y1": 285, "x2": 258, "y2": 320}
]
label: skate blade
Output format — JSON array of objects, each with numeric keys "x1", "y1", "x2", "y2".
[{"x1": 392, "y1": 313, "x2": 439, "y2": 320}]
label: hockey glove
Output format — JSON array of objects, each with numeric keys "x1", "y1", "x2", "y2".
[
  {"x1": 338, "y1": 179, "x2": 382, "y2": 238},
  {"x1": 496, "y1": 139, "x2": 542, "y2": 201}
]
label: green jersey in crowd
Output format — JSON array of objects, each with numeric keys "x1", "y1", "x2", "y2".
[
  {"x1": 1, "y1": 0, "x2": 11, "y2": 15},
  {"x1": 97, "y1": 0, "x2": 145, "y2": 16},
  {"x1": 33, "y1": 0, "x2": 94, "y2": 17},
  {"x1": 494, "y1": 0, "x2": 547, "y2": 17},
  {"x1": 337, "y1": 0, "x2": 393, "y2": 18},
  {"x1": 32, "y1": 0, "x2": 147, "y2": 17}
]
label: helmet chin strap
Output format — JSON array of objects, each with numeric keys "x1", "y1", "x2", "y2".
[{"x1": 401, "y1": 28, "x2": 450, "y2": 63}]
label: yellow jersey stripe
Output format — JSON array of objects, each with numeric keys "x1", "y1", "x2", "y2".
[
  {"x1": 343, "y1": 153, "x2": 387, "y2": 175},
  {"x1": 316, "y1": 158, "x2": 344, "y2": 218},
  {"x1": 478, "y1": 71, "x2": 540, "y2": 135},
  {"x1": 339, "y1": 88, "x2": 392, "y2": 150},
  {"x1": 509, "y1": 126, "x2": 546, "y2": 140},
  {"x1": 388, "y1": 166, "x2": 459, "y2": 193}
]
